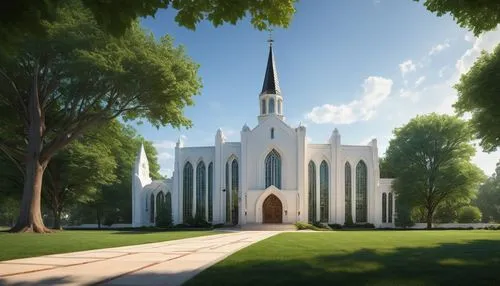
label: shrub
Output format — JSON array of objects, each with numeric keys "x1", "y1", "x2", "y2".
[
  {"x1": 457, "y1": 206, "x2": 482, "y2": 223},
  {"x1": 294, "y1": 222, "x2": 327, "y2": 231},
  {"x1": 328, "y1": 224, "x2": 343, "y2": 229},
  {"x1": 312, "y1": 221, "x2": 330, "y2": 229}
]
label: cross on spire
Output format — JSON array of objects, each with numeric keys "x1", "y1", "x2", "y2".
[{"x1": 267, "y1": 28, "x2": 274, "y2": 46}]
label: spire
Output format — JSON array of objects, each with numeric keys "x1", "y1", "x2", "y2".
[{"x1": 261, "y1": 38, "x2": 281, "y2": 96}]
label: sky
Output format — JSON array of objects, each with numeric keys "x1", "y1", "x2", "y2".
[{"x1": 137, "y1": 0, "x2": 500, "y2": 177}]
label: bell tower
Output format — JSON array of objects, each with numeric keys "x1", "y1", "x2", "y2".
[{"x1": 258, "y1": 34, "x2": 283, "y2": 123}]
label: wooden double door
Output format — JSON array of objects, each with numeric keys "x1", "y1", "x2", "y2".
[{"x1": 263, "y1": 194, "x2": 283, "y2": 223}]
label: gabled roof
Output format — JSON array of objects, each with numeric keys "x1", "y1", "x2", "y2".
[{"x1": 261, "y1": 45, "x2": 281, "y2": 95}]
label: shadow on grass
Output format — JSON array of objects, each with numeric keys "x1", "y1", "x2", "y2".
[
  {"x1": 185, "y1": 239, "x2": 500, "y2": 286},
  {"x1": 2, "y1": 239, "x2": 499, "y2": 286}
]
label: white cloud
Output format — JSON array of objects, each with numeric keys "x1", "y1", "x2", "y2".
[
  {"x1": 153, "y1": 139, "x2": 177, "y2": 177},
  {"x1": 399, "y1": 60, "x2": 416, "y2": 76},
  {"x1": 414, "y1": 76, "x2": 426, "y2": 87},
  {"x1": 428, "y1": 41, "x2": 450, "y2": 56},
  {"x1": 438, "y1": 66, "x2": 448, "y2": 78},
  {"x1": 455, "y1": 26, "x2": 500, "y2": 76},
  {"x1": 305, "y1": 76, "x2": 393, "y2": 124}
]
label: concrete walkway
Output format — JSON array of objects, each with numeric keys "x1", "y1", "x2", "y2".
[{"x1": 0, "y1": 231, "x2": 279, "y2": 286}]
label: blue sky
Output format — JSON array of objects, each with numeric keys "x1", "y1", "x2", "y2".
[{"x1": 137, "y1": 0, "x2": 500, "y2": 177}]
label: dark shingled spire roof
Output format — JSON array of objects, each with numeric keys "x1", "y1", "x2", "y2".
[{"x1": 261, "y1": 45, "x2": 281, "y2": 95}]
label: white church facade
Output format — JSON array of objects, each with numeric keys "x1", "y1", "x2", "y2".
[{"x1": 132, "y1": 44, "x2": 396, "y2": 228}]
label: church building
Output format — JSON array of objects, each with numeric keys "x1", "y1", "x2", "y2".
[{"x1": 132, "y1": 43, "x2": 396, "y2": 228}]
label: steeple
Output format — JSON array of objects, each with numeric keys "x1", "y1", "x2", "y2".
[
  {"x1": 261, "y1": 45, "x2": 281, "y2": 96},
  {"x1": 258, "y1": 34, "x2": 284, "y2": 122}
]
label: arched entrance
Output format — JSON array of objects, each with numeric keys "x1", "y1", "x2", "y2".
[{"x1": 263, "y1": 194, "x2": 283, "y2": 223}]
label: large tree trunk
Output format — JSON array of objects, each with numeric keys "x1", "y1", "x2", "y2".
[
  {"x1": 10, "y1": 61, "x2": 51, "y2": 233},
  {"x1": 10, "y1": 159, "x2": 50, "y2": 233}
]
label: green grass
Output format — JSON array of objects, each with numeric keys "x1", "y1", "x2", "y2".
[
  {"x1": 0, "y1": 229, "x2": 215, "y2": 261},
  {"x1": 187, "y1": 231, "x2": 500, "y2": 286}
]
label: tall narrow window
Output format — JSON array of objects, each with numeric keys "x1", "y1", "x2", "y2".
[
  {"x1": 165, "y1": 192, "x2": 172, "y2": 223},
  {"x1": 231, "y1": 160, "x2": 239, "y2": 225},
  {"x1": 150, "y1": 193, "x2": 155, "y2": 223},
  {"x1": 308, "y1": 161, "x2": 317, "y2": 223},
  {"x1": 388, "y1": 193, "x2": 393, "y2": 223},
  {"x1": 156, "y1": 192, "x2": 164, "y2": 222},
  {"x1": 265, "y1": 149, "x2": 281, "y2": 188},
  {"x1": 345, "y1": 162, "x2": 352, "y2": 223},
  {"x1": 196, "y1": 161, "x2": 206, "y2": 220},
  {"x1": 269, "y1": 98, "x2": 275, "y2": 113},
  {"x1": 270, "y1": 128, "x2": 274, "y2": 139},
  {"x1": 261, "y1": 99, "x2": 266, "y2": 114},
  {"x1": 320, "y1": 161, "x2": 329, "y2": 222},
  {"x1": 382, "y1": 193, "x2": 387, "y2": 223},
  {"x1": 183, "y1": 162, "x2": 193, "y2": 223},
  {"x1": 225, "y1": 162, "x2": 230, "y2": 223},
  {"x1": 208, "y1": 162, "x2": 213, "y2": 222},
  {"x1": 356, "y1": 160, "x2": 368, "y2": 223}
]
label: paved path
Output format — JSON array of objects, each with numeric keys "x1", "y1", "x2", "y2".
[{"x1": 0, "y1": 231, "x2": 279, "y2": 286}]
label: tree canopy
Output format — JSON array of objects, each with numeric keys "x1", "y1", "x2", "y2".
[
  {"x1": 474, "y1": 161, "x2": 500, "y2": 222},
  {"x1": 0, "y1": 0, "x2": 296, "y2": 53},
  {"x1": 454, "y1": 44, "x2": 500, "y2": 153},
  {"x1": 385, "y1": 113, "x2": 484, "y2": 228},
  {"x1": 414, "y1": 0, "x2": 500, "y2": 36},
  {"x1": 0, "y1": 1, "x2": 200, "y2": 232}
]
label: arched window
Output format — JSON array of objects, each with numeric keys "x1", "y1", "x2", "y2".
[
  {"x1": 156, "y1": 191, "x2": 165, "y2": 222},
  {"x1": 261, "y1": 99, "x2": 266, "y2": 114},
  {"x1": 150, "y1": 193, "x2": 154, "y2": 223},
  {"x1": 196, "y1": 161, "x2": 206, "y2": 220},
  {"x1": 270, "y1": 128, "x2": 274, "y2": 139},
  {"x1": 308, "y1": 161, "x2": 317, "y2": 223},
  {"x1": 269, "y1": 98, "x2": 275, "y2": 113},
  {"x1": 320, "y1": 161, "x2": 329, "y2": 222},
  {"x1": 208, "y1": 162, "x2": 213, "y2": 222},
  {"x1": 225, "y1": 162, "x2": 230, "y2": 223},
  {"x1": 145, "y1": 195, "x2": 148, "y2": 211},
  {"x1": 265, "y1": 149, "x2": 281, "y2": 188},
  {"x1": 382, "y1": 193, "x2": 387, "y2": 223},
  {"x1": 356, "y1": 160, "x2": 368, "y2": 223},
  {"x1": 165, "y1": 192, "x2": 172, "y2": 223},
  {"x1": 388, "y1": 193, "x2": 393, "y2": 223},
  {"x1": 183, "y1": 162, "x2": 193, "y2": 223},
  {"x1": 231, "y1": 160, "x2": 239, "y2": 225},
  {"x1": 345, "y1": 162, "x2": 352, "y2": 223}
]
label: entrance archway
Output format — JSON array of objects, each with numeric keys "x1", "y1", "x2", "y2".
[{"x1": 263, "y1": 194, "x2": 283, "y2": 223}]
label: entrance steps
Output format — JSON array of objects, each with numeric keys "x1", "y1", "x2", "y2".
[{"x1": 239, "y1": 223, "x2": 296, "y2": 231}]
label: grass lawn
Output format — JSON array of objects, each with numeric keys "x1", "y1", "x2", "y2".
[
  {"x1": 0, "y1": 229, "x2": 215, "y2": 261},
  {"x1": 187, "y1": 231, "x2": 500, "y2": 286}
]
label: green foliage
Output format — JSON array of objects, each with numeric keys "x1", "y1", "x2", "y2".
[
  {"x1": 454, "y1": 44, "x2": 500, "y2": 152},
  {"x1": 474, "y1": 162, "x2": 500, "y2": 222},
  {"x1": 433, "y1": 198, "x2": 470, "y2": 223},
  {"x1": 1, "y1": 0, "x2": 296, "y2": 53},
  {"x1": 414, "y1": 0, "x2": 500, "y2": 36},
  {"x1": 294, "y1": 222, "x2": 326, "y2": 231},
  {"x1": 386, "y1": 113, "x2": 485, "y2": 228},
  {"x1": 379, "y1": 157, "x2": 396, "y2": 178},
  {"x1": 457, "y1": 206, "x2": 482, "y2": 223},
  {"x1": 0, "y1": 197, "x2": 19, "y2": 226}
]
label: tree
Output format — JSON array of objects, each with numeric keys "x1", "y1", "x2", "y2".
[
  {"x1": 414, "y1": 0, "x2": 500, "y2": 36},
  {"x1": 380, "y1": 157, "x2": 396, "y2": 178},
  {"x1": 0, "y1": 1, "x2": 201, "y2": 233},
  {"x1": 457, "y1": 206, "x2": 482, "y2": 223},
  {"x1": 0, "y1": 0, "x2": 296, "y2": 53},
  {"x1": 386, "y1": 113, "x2": 484, "y2": 229},
  {"x1": 454, "y1": 44, "x2": 500, "y2": 152},
  {"x1": 42, "y1": 121, "x2": 121, "y2": 229},
  {"x1": 474, "y1": 161, "x2": 500, "y2": 222}
]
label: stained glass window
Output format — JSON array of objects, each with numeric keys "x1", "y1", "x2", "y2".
[
  {"x1": 320, "y1": 161, "x2": 329, "y2": 222},
  {"x1": 196, "y1": 161, "x2": 206, "y2": 219},
  {"x1": 356, "y1": 160, "x2": 367, "y2": 223},
  {"x1": 183, "y1": 162, "x2": 193, "y2": 223},
  {"x1": 265, "y1": 149, "x2": 281, "y2": 188},
  {"x1": 308, "y1": 161, "x2": 316, "y2": 223}
]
